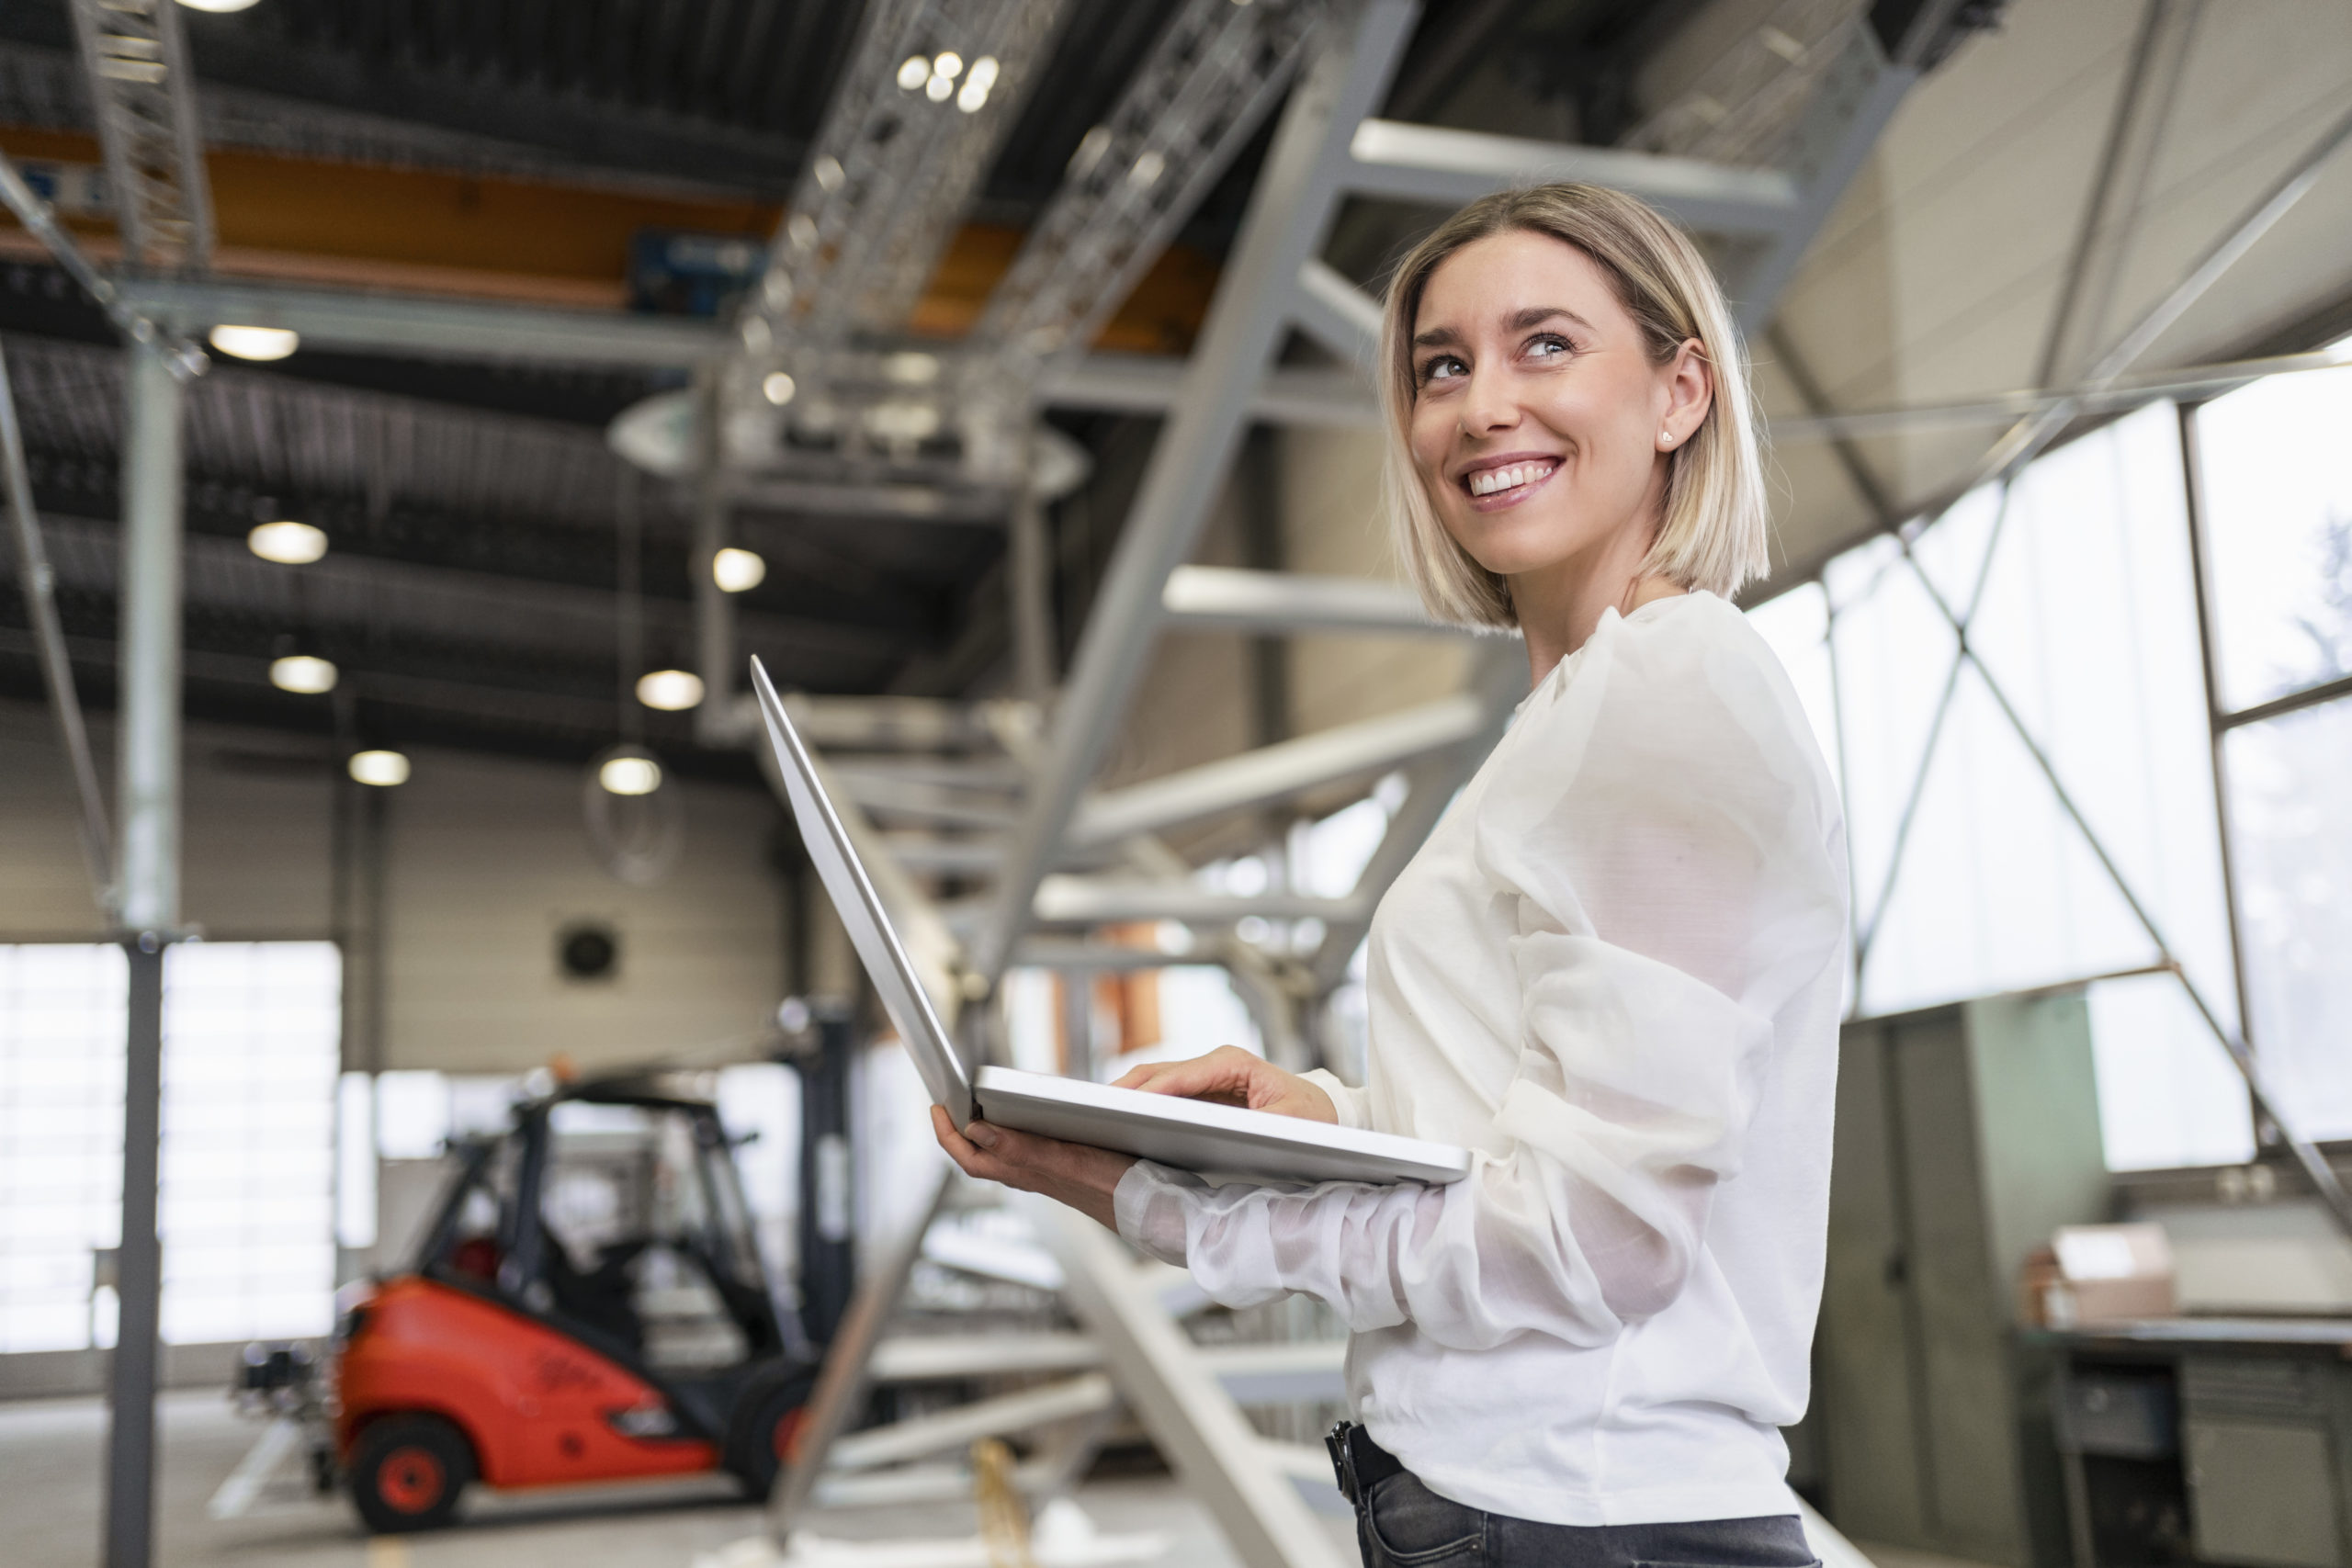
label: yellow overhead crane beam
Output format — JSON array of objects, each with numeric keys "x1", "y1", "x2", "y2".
[{"x1": 0, "y1": 125, "x2": 1218, "y2": 355}]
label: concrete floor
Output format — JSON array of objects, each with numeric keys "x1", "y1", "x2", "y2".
[{"x1": 0, "y1": 1392, "x2": 1340, "y2": 1568}]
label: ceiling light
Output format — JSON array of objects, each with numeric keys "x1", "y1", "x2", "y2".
[
  {"x1": 762, "y1": 370, "x2": 797, "y2": 406},
  {"x1": 812, "y1": 154, "x2": 844, "y2": 192},
  {"x1": 247, "y1": 519, "x2": 326, "y2": 564},
  {"x1": 208, "y1": 324, "x2": 299, "y2": 361},
  {"x1": 933, "y1": 51, "x2": 964, "y2": 81},
  {"x1": 636, "y1": 669, "x2": 705, "y2": 712},
  {"x1": 966, "y1": 57, "x2": 1001, "y2": 93},
  {"x1": 269, "y1": 654, "x2": 337, "y2": 694},
  {"x1": 882, "y1": 351, "x2": 939, "y2": 386},
  {"x1": 924, "y1": 73, "x2": 953, "y2": 102},
  {"x1": 956, "y1": 81, "x2": 989, "y2": 114},
  {"x1": 1128, "y1": 151, "x2": 1165, "y2": 190},
  {"x1": 897, "y1": 55, "x2": 930, "y2": 91},
  {"x1": 599, "y1": 756, "x2": 662, "y2": 796},
  {"x1": 177, "y1": 0, "x2": 264, "y2": 11},
  {"x1": 347, "y1": 750, "x2": 410, "y2": 787},
  {"x1": 712, "y1": 547, "x2": 766, "y2": 593},
  {"x1": 865, "y1": 400, "x2": 942, "y2": 445}
]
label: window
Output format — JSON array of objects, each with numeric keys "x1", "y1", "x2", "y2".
[
  {"x1": 1760, "y1": 400, "x2": 2277, "y2": 1171},
  {"x1": 0, "y1": 942, "x2": 341, "y2": 1352}
]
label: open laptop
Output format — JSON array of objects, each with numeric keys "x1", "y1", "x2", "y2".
[{"x1": 751, "y1": 657, "x2": 1470, "y2": 1187}]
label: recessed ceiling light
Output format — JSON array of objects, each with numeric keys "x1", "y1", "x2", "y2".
[
  {"x1": 762, "y1": 370, "x2": 797, "y2": 406},
  {"x1": 209, "y1": 324, "x2": 299, "y2": 361},
  {"x1": 897, "y1": 55, "x2": 930, "y2": 91},
  {"x1": 269, "y1": 654, "x2": 337, "y2": 694},
  {"x1": 599, "y1": 756, "x2": 662, "y2": 795},
  {"x1": 247, "y1": 519, "x2": 326, "y2": 564},
  {"x1": 933, "y1": 52, "x2": 964, "y2": 81},
  {"x1": 347, "y1": 750, "x2": 410, "y2": 787},
  {"x1": 712, "y1": 547, "x2": 767, "y2": 593},
  {"x1": 924, "y1": 73, "x2": 954, "y2": 103},
  {"x1": 635, "y1": 669, "x2": 705, "y2": 711},
  {"x1": 883, "y1": 351, "x2": 939, "y2": 386},
  {"x1": 177, "y1": 0, "x2": 263, "y2": 11}
]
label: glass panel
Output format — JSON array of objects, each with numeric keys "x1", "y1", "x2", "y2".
[
  {"x1": 0, "y1": 944, "x2": 125, "y2": 1353},
  {"x1": 1968, "y1": 402, "x2": 2237, "y2": 1031},
  {"x1": 159, "y1": 941, "x2": 340, "y2": 1344},
  {"x1": 2195, "y1": 362, "x2": 2352, "y2": 711},
  {"x1": 1746, "y1": 580, "x2": 1840, "y2": 797},
  {"x1": 1861, "y1": 664, "x2": 2155, "y2": 1016},
  {"x1": 1907, "y1": 479, "x2": 2007, "y2": 615},
  {"x1": 1830, "y1": 545, "x2": 1961, "y2": 934},
  {"x1": 2226, "y1": 695, "x2": 2352, "y2": 1139},
  {"x1": 2089, "y1": 971, "x2": 2255, "y2": 1171}
]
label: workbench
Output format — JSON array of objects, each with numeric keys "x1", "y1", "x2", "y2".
[{"x1": 2043, "y1": 1318, "x2": 2352, "y2": 1568}]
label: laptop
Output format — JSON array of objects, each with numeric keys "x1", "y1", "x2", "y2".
[{"x1": 750, "y1": 657, "x2": 1471, "y2": 1187}]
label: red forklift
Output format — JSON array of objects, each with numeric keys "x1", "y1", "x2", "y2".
[{"x1": 326, "y1": 1071, "x2": 822, "y2": 1532}]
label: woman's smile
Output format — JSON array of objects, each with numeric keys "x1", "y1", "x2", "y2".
[{"x1": 1457, "y1": 451, "x2": 1564, "y2": 508}]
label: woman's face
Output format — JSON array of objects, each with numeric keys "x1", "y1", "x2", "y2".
[{"x1": 1407, "y1": 229, "x2": 1710, "y2": 585}]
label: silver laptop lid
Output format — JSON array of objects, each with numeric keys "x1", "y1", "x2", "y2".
[{"x1": 750, "y1": 658, "x2": 975, "y2": 1126}]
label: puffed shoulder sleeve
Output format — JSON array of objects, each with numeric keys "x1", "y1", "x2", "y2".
[{"x1": 1113, "y1": 602, "x2": 1848, "y2": 1348}]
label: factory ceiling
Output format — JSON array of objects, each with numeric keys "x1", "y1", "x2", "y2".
[{"x1": 0, "y1": 0, "x2": 2347, "y2": 778}]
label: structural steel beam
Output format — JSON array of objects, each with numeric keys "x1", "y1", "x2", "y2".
[
  {"x1": 1046, "y1": 354, "x2": 1377, "y2": 425},
  {"x1": 1032, "y1": 878, "x2": 1362, "y2": 926},
  {"x1": 120, "y1": 277, "x2": 724, "y2": 367},
  {"x1": 1728, "y1": 27, "x2": 1917, "y2": 333},
  {"x1": 1344, "y1": 118, "x2": 1800, "y2": 235},
  {"x1": 1018, "y1": 1194, "x2": 1352, "y2": 1568},
  {"x1": 975, "y1": 0, "x2": 1421, "y2": 981},
  {"x1": 1292, "y1": 258, "x2": 1384, "y2": 377},
  {"x1": 1161, "y1": 564, "x2": 1466, "y2": 636},
  {"x1": 1069, "y1": 693, "x2": 1489, "y2": 850}
]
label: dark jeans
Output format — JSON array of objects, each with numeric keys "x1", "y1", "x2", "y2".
[{"x1": 1353, "y1": 1467, "x2": 1819, "y2": 1568}]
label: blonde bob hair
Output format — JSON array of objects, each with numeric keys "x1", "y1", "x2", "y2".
[{"x1": 1379, "y1": 183, "x2": 1770, "y2": 627}]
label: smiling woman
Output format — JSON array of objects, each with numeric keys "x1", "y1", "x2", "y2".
[{"x1": 935, "y1": 185, "x2": 1847, "y2": 1568}]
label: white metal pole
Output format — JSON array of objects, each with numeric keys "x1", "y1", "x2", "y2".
[{"x1": 106, "y1": 335, "x2": 185, "y2": 1568}]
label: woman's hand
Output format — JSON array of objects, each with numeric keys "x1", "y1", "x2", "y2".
[
  {"x1": 931, "y1": 1106, "x2": 1136, "y2": 1231},
  {"x1": 1112, "y1": 1044, "x2": 1338, "y2": 1123}
]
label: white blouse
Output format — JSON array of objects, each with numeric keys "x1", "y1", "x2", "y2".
[{"x1": 1114, "y1": 591, "x2": 1849, "y2": 1528}]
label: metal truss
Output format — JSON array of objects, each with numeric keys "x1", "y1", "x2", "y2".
[
  {"x1": 969, "y1": 0, "x2": 1329, "y2": 376},
  {"x1": 64, "y1": 0, "x2": 210, "y2": 276}
]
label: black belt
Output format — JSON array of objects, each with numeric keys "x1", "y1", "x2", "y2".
[{"x1": 1326, "y1": 1420, "x2": 1406, "y2": 1506}]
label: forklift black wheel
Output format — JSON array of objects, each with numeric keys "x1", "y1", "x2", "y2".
[
  {"x1": 725, "y1": 1364, "x2": 820, "y2": 1501},
  {"x1": 350, "y1": 1414, "x2": 475, "y2": 1533}
]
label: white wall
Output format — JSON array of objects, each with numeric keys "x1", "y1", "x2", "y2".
[{"x1": 0, "y1": 698, "x2": 786, "y2": 1075}]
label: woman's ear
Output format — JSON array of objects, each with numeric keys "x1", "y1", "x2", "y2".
[{"x1": 1662, "y1": 338, "x2": 1713, "y2": 435}]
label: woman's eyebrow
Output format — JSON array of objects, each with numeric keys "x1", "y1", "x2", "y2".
[
  {"x1": 1509, "y1": 306, "x2": 1593, "y2": 333},
  {"x1": 1411, "y1": 324, "x2": 1462, "y2": 350}
]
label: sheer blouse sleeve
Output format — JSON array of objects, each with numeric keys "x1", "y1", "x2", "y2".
[{"x1": 1112, "y1": 606, "x2": 1848, "y2": 1349}]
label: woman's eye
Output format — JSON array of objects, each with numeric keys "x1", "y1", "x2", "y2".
[
  {"x1": 1419, "y1": 355, "x2": 1466, "y2": 384},
  {"x1": 1526, "y1": 333, "x2": 1571, "y2": 360}
]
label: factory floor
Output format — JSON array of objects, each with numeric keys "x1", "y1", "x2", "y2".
[{"x1": 0, "y1": 1391, "x2": 1328, "y2": 1568}]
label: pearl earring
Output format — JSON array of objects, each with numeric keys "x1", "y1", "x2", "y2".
[{"x1": 1659, "y1": 430, "x2": 1673, "y2": 447}]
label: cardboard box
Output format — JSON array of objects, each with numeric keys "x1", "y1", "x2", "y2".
[{"x1": 2042, "y1": 1222, "x2": 2177, "y2": 1325}]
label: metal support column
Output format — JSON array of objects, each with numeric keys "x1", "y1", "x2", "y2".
[
  {"x1": 1008, "y1": 455, "x2": 1057, "y2": 704},
  {"x1": 692, "y1": 372, "x2": 735, "y2": 743},
  {"x1": 107, "y1": 336, "x2": 186, "y2": 1568},
  {"x1": 794, "y1": 1003, "x2": 859, "y2": 1348}
]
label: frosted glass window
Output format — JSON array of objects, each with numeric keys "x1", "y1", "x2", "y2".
[
  {"x1": 0, "y1": 944, "x2": 126, "y2": 1353},
  {"x1": 2194, "y1": 363, "x2": 2352, "y2": 711},
  {"x1": 159, "y1": 942, "x2": 340, "y2": 1346},
  {"x1": 0, "y1": 942, "x2": 340, "y2": 1352},
  {"x1": 2226, "y1": 697, "x2": 2352, "y2": 1139},
  {"x1": 2089, "y1": 973, "x2": 2255, "y2": 1171},
  {"x1": 1745, "y1": 580, "x2": 1841, "y2": 797}
]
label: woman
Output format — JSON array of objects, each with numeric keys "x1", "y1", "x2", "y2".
[{"x1": 933, "y1": 183, "x2": 1849, "y2": 1568}]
